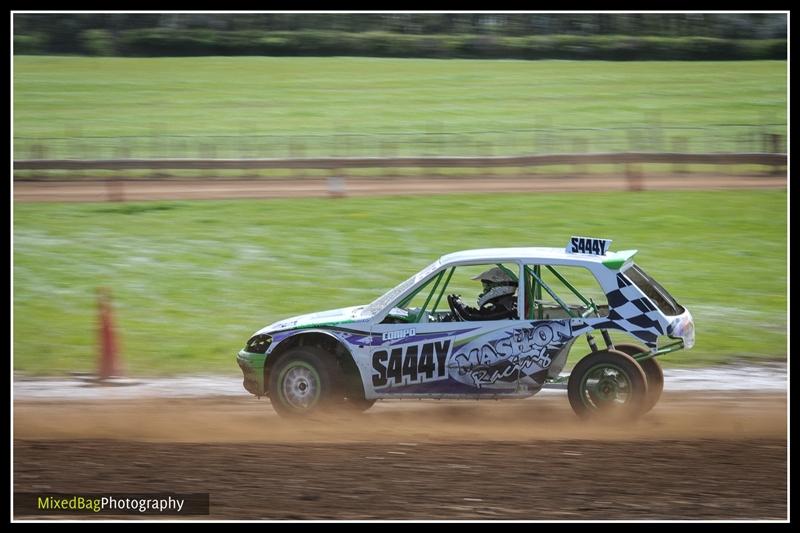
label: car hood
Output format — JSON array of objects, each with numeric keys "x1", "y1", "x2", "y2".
[{"x1": 255, "y1": 305, "x2": 367, "y2": 335}]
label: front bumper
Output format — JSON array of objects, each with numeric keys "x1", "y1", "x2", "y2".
[{"x1": 237, "y1": 350, "x2": 268, "y2": 396}]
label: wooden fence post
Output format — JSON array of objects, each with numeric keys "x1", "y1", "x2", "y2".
[
  {"x1": 769, "y1": 134, "x2": 784, "y2": 176},
  {"x1": 626, "y1": 163, "x2": 643, "y2": 192}
]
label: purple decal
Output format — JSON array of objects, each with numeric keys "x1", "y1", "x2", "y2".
[
  {"x1": 451, "y1": 322, "x2": 574, "y2": 389},
  {"x1": 383, "y1": 327, "x2": 480, "y2": 347}
]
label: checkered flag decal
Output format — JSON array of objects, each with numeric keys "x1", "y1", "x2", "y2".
[{"x1": 578, "y1": 272, "x2": 666, "y2": 349}]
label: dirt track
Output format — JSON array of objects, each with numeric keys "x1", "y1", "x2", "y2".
[
  {"x1": 14, "y1": 391, "x2": 787, "y2": 520},
  {"x1": 13, "y1": 173, "x2": 787, "y2": 202}
]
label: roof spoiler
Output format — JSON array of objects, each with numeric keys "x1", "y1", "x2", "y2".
[{"x1": 602, "y1": 249, "x2": 638, "y2": 270}]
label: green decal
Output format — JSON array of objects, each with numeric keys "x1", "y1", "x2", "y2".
[
  {"x1": 298, "y1": 319, "x2": 356, "y2": 329},
  {"x1": 602, "y1": 258, "x2": 626, "y2": 270},
  {"x1": 602, "y1": 250, "x2": 638, "y2": 270}
]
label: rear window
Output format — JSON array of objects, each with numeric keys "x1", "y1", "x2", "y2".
[{"x1": 623, "y1": 264, "x2": 685, "y2": 316}]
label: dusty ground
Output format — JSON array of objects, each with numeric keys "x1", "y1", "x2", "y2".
[
  {"x1": 13, "y1": 391, "x2": 787, "y2": 520},
  {"x1": 13, "y1": 173, "x2": 787, "y2": 202}
]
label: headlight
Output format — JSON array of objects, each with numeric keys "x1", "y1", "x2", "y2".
[
  {"x1": 670, "y1": 314, "x2": 695, "y2": 349},
  {"x1": 245, "y1": 334, "x2": 272, "y2": 354}
]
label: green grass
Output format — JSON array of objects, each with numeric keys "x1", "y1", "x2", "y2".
[
  {"x1": 13, "y1": 56, "x2": 787, "y2": 158},
  {"x1": 13, "y1": 190, "x2": 786, "y2": 376}
]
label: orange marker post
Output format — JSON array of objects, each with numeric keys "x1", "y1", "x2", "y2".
[{"x1": 97, "y1": 287, "x2": 120, "y2": 379}]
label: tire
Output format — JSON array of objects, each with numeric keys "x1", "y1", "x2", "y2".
[
  {"x1": 614, "y1": 343, "x2": 664, "y2": 414},
  {"x1": 568, "y1": 349, "x2": 649, "y2": 421},
  {"x1": 268, "y1": 347, "x2": 340, "y2": 418}
]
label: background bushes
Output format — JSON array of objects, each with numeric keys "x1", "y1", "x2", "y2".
[{"x1": 15, "y1": 29, "x2": 787, "y2": 61}]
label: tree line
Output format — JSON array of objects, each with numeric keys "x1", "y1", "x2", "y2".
[{"x1": 14, "y1": 13, "x2": 787, "y2": 60}]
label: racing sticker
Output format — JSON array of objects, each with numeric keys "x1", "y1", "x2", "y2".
[
  {"x1": 450, "y1": 322, "x2": 574, "y2": 389},
  {"x1": 566, "y1": 236, "x2": 612, "y2": 256},
  {"x1": 581, "y1": 271, "x2": 667, "y2": 349},
  {"x1": 382, "y1": 328, "x2": 416, "y2": 342},
  {"x1": 372, "y1": 340, "x2": 451, "y2": 388}
]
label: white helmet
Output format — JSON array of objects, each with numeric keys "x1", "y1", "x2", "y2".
[{"x1": 473, "y1": 267, "x2": 517, "y2": 307}]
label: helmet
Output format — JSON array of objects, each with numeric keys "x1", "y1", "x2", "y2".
[
  {"x1": 472, "y1": 267, "x2": 516, "y2": 284},
  {"x1": 473, "y1": 267, "x2": 517, "y2": 307}
]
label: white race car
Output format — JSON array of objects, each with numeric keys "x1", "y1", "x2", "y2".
[{"x1": 237, "y1": 237, "x2": 694, "y2": 420}]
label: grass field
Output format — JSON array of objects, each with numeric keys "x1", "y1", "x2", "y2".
[
  {"x1": 13, "y1": 190, "x2": 786, "y2": 376},
  {"x1": 13, "y1": 57, "x2": 787, "y2": 159}
]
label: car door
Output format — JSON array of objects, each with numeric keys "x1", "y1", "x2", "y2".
[
  {"x1": 518, "y1": 262, "x2": 614, "y2": 387},
  {"x1": 368, "y1": 262, "x2": 531, "y2": 398}
]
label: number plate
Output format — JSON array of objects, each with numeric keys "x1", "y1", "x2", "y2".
[{"x1": 566, "y1": 236, "x2": 612, "y2": 256}]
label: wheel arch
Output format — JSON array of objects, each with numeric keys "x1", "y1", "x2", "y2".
[
  {"x1": 570, "y1": 323, "x2": 659, "y2": 357},
  {"x1": 264, "y1": 330, "x2": 364, "y2": 398},
  {"x1": 607, "y1": 328, "x2": 658, "y2": 353}
]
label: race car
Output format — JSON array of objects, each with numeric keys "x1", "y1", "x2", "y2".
[{"x1": 237, "y1": 237, "x2": 694, "y2": 420}]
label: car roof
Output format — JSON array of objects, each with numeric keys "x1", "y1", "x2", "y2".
[{"x1": 439, "y1": 247, "x2": 637, "y2": 267}]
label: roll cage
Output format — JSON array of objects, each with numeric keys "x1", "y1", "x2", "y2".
[{"x1": 383, "y1": 261, "x2": 606, "y2": 324}]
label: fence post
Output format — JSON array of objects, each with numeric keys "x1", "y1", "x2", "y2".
[
  {"x1": 240, "y1": 133, "x2": 249, "y2": 179},
  {"x1": 627, "y1": 129, "x2": 638, "y2": 152},
  {"x1": 626, "y1": 163, "x2": 643, "y2": 192},
  {"x1": 24, "y1": 144, "x2": 44, "y2": 180},
  {"x1": 381, "y1": 140, "x2": 392, "y2": 178},
  {"x1": 650, "y1": 114, "x2": 664, "y2": 153},
  {"x1": 485, "y1": 141, "x2": 495, "y2": 179},
  {"x1": 31, "y1": 144, "x2": 45, "y2": 160},
  {"x1": 202, "y1": 143, "x2": 216, "y2": 180},
  {"x1": 31, "y1": 145, "x2": 46, "y2": 180},
  {"x1": 106, "y1": 146, "x2": 128, "y2": 202},
  {"x1": 573, "y1": 137, "x2": 588, "y2": 175},
  {"x1": 770, "y1": 134, "x2": 784, "y2": 176},
  {"x1": 290, "y1": 138, "x2": 305, "y2": 180},
  {"x1": 671, "y1": 137, "x2": 688, "y2": 174}
]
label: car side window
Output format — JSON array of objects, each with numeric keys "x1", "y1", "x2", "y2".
[
  {"x1": 382, "y1": 263, "x2": 522, "y2": 323},
  {"x1": 524, "y1": 264, "x2": 609, "y2": 320},
  {"x1": 434, "y1": 263, "x2": 521, "y2": 322},
  {"x1": 381, "y1": 271, "x2": 445, "y2": 324}
]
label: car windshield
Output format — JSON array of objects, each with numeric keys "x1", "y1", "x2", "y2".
[
  {"x1": 622, "y1": 263, "x2": 685, "y2": 316},
  {"x1": 361, "y1": 259, "x2": 442, "y2": 318}
]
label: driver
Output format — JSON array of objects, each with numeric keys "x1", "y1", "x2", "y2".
[{"x1": 447, "y1": 267, "x2": 518, "y2": 321}]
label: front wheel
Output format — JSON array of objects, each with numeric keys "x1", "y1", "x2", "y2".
[
  {"x1": 268, "y1": 347, "x2": 338, "y2": 418},
  {"x1": 568, "y1": 349, "x2": 648, "y2": 421}
]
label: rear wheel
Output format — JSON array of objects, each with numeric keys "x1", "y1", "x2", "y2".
[
  {"x1": 268, "y1": 347, "x2": 339, "y2": 418},
  {"x1": 614, "y1": 343, "x2": 664, "y2": 414},
  {"x1": 568, "y1": 349, "x2": 648, "y2": 421}
]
